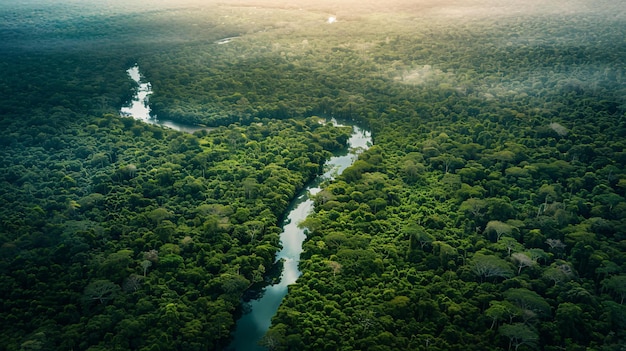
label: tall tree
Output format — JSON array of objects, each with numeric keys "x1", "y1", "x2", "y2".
[
  {"x1": 499, "y1": 323, "x2": 538, "y2": 351},
  {"x1": 470, "y1": 253, "x2": 514, "y2": 283}
]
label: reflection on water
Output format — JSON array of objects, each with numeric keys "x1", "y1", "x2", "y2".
[
  {"x1": 228, "y1": 123, "x2": 372, "y2": 351},
  {"x1": 120, "y1": 66, "x2": 153, "y2": 122},
  {"x1": 216, "y1": 37, "x2": 238, "y2": 44},
  {"x1": 120, "y1": 65, "x2": 208, "y2": 134},
  {"x1": 120, "y1": 64, "x2": 372, "y2": 350}
]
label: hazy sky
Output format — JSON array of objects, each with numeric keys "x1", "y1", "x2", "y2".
[{"x1": 2, "y1": 0, "x2": 622, "y2": 17}]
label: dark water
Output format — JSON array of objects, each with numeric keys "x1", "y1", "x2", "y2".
[{"x1": 227, "y1": 121, "x2": 372, "y2": 351}]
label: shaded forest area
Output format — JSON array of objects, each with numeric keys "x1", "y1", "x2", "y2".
[{"x1": 1, "y1": 0, "x2": 625, "y2": 350}]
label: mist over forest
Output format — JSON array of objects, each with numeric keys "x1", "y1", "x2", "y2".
[{"x1": 1, "y1": 0, "x2": 625, "y2": 350}]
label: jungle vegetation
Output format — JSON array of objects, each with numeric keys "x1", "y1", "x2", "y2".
[{"x1": 1, "y1": 0, "x2": 625, "y2": 350}]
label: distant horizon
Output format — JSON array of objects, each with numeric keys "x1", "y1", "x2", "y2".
[{"x1": 1, "y1": 0, "x2": 624, "y2": 350}]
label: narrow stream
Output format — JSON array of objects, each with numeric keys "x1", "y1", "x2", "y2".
[
  {"x1": 120, "y1": 65, "x2": 208, "y2": 134},
  {"x1": 227, "y1": 121, "x2": 372, "y2": 351}
]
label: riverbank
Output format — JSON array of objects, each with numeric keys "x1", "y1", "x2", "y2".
[
  {"x1": 228, "y1": 122, "x2": 372, "y2": 351},
  {"x1": 120, "y1": 65, "x2": 210, "y2": 134}
]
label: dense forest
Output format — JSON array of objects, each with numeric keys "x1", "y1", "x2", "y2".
[{"x1": 1, "y1": 0, "x2": 625, "y2": 350}]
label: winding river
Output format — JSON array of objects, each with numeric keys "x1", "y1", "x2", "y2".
[
  {"x1": 120, "y1": 65, "x2": 208, "y2": 133},
  {"x1": 120, "y1": 65, "x2": 372, "y2": 350},
  {"x1": 228, "y1": 121, "x2": 372, "y2": 351}
]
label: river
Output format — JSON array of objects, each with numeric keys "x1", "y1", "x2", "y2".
[
  {"x1": 120, "y1": 65, "x2": 208, "y2": 134},
  {"x1": 227, "y1": 120, "x2": 372, "y2": 351},
  {"x1": 120, "y1": 66, "x2": 372, "y2": 350}
]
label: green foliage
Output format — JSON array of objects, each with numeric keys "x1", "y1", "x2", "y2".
[
  {"x1": 2, "y1": 0, "x2": 626, "y2": 350},
  {"x1": 471, "y1": 253, "x2": 515, "y2": 282},
  {"x1": 82, "y1": 280, "x2": 120, "y2": 305},
  {"x1": 499, "y1": 323, "x2": 538, "y2": 351},
  {"x1": 602, "y1": 275, "x2": 626, "y2": 304},
  {"x1": 504, "y1": 288, "x2": 551, "y2": 320},
  {"x1": 0, "y1": 80, "x2": 349, "y2": 350}
]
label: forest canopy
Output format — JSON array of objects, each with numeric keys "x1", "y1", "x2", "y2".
[{"x1": 1, "y1": 0, "x2": 625, "y2": 350}]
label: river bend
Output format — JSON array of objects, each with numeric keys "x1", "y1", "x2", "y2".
[
  {"x1": 120, "y1": 66, "x2": 372, "y2": 350},
  {"x1": 121, "y1": 65, "x2": 207, "y2": 134}
]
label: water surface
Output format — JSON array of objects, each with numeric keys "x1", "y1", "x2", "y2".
[
  {"x1": 120, "y1": 65, "x2": 208, "y2": 134},
  {"x1": 228, "y1": 122, "x2": 372, "y2": 351}
]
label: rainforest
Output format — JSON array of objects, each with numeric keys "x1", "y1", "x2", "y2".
[{"x1": 1, "y1": 0, "x2": 625, "y2": 350}]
